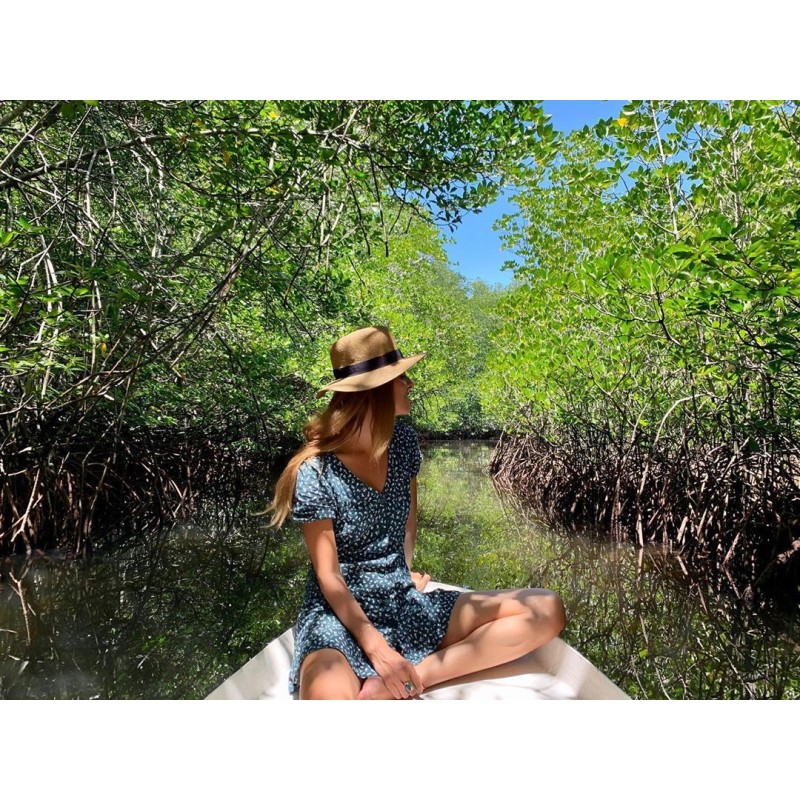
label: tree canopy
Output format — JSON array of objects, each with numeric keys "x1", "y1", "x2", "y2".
[
  {"x1": 486, "y1": 100, "x2": 800, "y2": 599},
  {"x1": 0, "y1": 100, "x2": 544, "y2": 551}
]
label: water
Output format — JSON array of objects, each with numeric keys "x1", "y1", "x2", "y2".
[{"x1": 1, "y1": 441, "x2": 798, "y2": 699}]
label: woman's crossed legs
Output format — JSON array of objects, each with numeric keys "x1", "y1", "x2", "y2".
[{"x1": 299, "y1": 588, "x2": 566, "y2": 700}]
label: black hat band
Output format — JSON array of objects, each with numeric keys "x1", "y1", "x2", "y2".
[{"x1": 332, "y1": 349, "x2": 404, "y2": 380}]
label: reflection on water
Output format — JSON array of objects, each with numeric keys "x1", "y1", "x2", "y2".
[
  {"x1": 0, "y1": 514, "x2": 308, "y2": 699},
  {"x1": 416, "y1": 441, "x2": 800, "y2": 699},
  {"x1": 1, "y1": 440, "x2": 798, "y2": 699}
]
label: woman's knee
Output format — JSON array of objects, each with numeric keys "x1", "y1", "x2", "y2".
[
  {"x1": 524, "y1": 590, "x2": 567, "y2": 636},
  {"x1": 299, "y1": 649, "x2": 360, "y2": 700}
]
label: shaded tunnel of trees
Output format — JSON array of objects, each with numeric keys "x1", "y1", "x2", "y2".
[{"x1": 2, "y1": 99, "x2": 799, "y2": 604}]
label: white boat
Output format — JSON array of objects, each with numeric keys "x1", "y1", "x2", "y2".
[{"x1": 206, "y1": 582, "x2": 630, "y2": 700}]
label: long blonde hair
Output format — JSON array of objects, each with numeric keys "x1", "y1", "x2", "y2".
[{"x1": 268, "y1": 381, "x2": 396, "y2": 528}]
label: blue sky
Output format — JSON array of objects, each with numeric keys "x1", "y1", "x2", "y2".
[{"x1": 442, "y1": 100, "x2": 627, "y2": 288}]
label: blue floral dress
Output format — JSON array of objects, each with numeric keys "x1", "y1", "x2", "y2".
[{"x1": 288, "y1": 419, "x2": 461, "y2": 694}]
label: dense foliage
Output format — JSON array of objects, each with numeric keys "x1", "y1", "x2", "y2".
[
  {"x1": 3, "y1": 100, "x2": 799, "y2": 698},
  {"x1": 4, "y1": 99, "x2": 799, "y2": 601},
  {"x1": 486, "y1": 101, "x2": 800, "y2": 600},
  {"x1": 341, "y1": 218, "x2": 506, "y2": 436},
  {"x1": 0, "y1": 100, "x2": 541, "y2": 552}
]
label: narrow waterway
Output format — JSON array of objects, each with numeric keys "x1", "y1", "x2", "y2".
[{"x1": 1, "y1": 441, "x2": 798, "y2": 699}]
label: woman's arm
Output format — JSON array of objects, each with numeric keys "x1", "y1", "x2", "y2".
[
  {"x1": 302, "y1": 518, "x2": 423, "y2": 698},
  {"x1": 404, "y1": 478, "x2": 430, "y2": 590}
]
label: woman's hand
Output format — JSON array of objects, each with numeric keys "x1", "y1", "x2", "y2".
[
  {"x1": 369, "y1": 644, "x2": 425, "y2": 699},
  {"x1": 410, "y1": 570, "x2": 430, "y2": 591}
]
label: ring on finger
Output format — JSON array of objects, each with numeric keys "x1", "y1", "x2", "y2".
[{"x1": 403, "y1": 680, "x2": 415, "y2": 694}]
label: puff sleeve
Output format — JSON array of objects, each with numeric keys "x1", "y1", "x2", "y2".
[{"x1": 291, "y1": 458, "x2": 337, "y2": 523}]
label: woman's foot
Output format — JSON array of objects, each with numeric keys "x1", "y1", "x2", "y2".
[{"x1": 356, "y1": 675, "x2": 395, "y2": 700}]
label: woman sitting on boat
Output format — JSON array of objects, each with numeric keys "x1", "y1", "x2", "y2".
[{"x1": 268, "y1": 326, "x2": 566, "y2": 700}]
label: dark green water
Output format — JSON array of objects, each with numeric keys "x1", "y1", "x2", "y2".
[{"x1": 1, "y1": 441, "x2": 798, "y2": 699}]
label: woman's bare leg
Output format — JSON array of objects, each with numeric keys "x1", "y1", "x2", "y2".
[
  {"x1": 358, "y1": 589, "x2": 566, "y2": 699},
  {"x1": 419, "y1": 588, "x2": 566, "y2": 689},
  {"x1": 299, "y1": 648, "x2": 361, "y2": 700}
]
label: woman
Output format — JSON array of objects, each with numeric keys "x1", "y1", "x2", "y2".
[{"x1": 269, "y1": 326, "x2": 566, "y2": 699}]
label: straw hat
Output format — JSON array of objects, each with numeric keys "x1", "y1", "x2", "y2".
[{"x1": 316, "y1": 326, "x2": 425, "y2": 398}]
